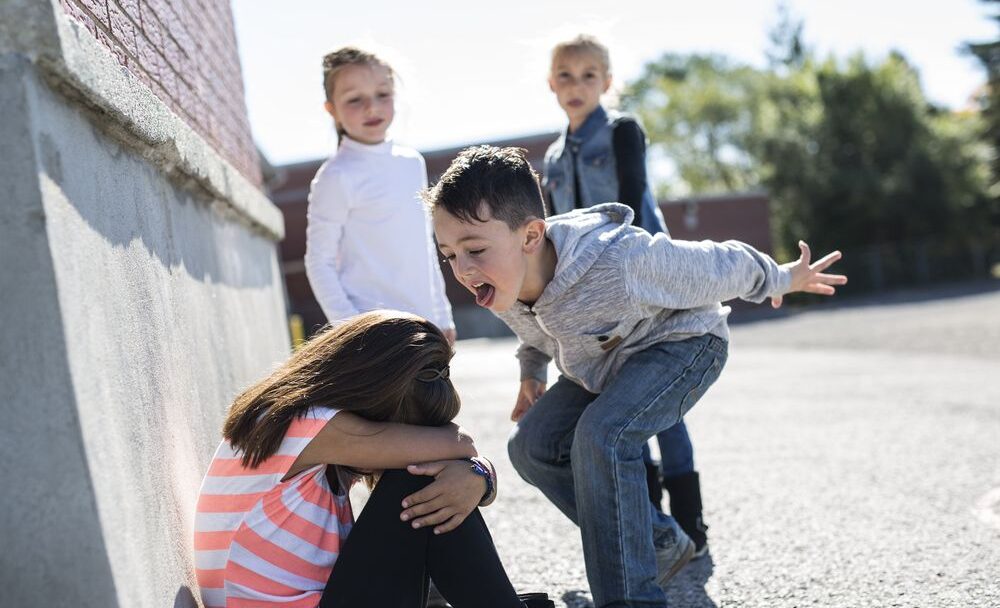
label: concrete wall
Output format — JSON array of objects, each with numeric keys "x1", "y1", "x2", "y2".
[{"x1": 0, "y1": 2, "x2": 289, "y2": 607}]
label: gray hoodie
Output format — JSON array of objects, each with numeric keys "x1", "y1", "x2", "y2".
[{"x1": 497, "y1": 203, "x2": 792, "y2": 393}]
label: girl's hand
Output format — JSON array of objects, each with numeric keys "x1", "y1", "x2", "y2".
[
  {"x1": 771, "y1": 241, "x2": 848, "y2": 309},
  {"x1": 400, "y1": 460, "x2": 486, "y2": 534},
  {"x1": 512, "y1": 379, "x2": 546, "y2": 422}
]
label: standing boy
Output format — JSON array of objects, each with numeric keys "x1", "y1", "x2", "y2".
[{"x1": 426, "y1": 146, "x2": 846, "y2": 607}]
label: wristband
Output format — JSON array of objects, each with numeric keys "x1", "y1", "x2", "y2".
[{"x1": 466, "y1": 456, "x2": 497, "y2": 507}]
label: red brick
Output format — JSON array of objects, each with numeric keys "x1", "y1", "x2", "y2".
[
  {"x1": 72, "y1": 0, "x2": 263, "y2": 186},
  {"x1": 161, "y1": 32, "x2": 181, "y2": 72},
  {"x1": 143, "y1": 0, "x2": 173, "y2": 27},
  {"x1": 137, "y1": 2, "x2": 163, "y2": 48},
  {"x1": 107, "y1": 1, "x2": 137, "y2": 60},
  {"x1": 60, "y1": 0, "x2": 98, "y2": 37},
  {"x1": 133, "y1": 32, "x2": 161, "y2": 80},
  {"x1": 75, "y1": 0, "x2": 109, "y2": 26},
  {"x1": 160, "y1": 62, "x2": 179, "y2": 101},
  {"x1": 114, "y1": 0, "x2": 139, "y2": 24},
  {"x1": 96, "y1": 26, "x2": 128, "y2": 68}
]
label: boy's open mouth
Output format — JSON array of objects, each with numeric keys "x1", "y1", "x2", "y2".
[{"x1": 472, "y1": 282, "x2": 496, "y2": 308}]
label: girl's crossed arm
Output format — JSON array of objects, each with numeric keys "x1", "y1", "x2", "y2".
[{"x1": 292, "y1": 411, "x2": 477, "y2": 474}]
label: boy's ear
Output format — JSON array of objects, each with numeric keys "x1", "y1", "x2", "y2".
[
  {"x1": 324, "y1": 100, "x2": 337, "y2": 120},
  {"x1": 522, "y1": 218, "x2": 547, "y2": 254},
  {"x1": 547, "y1": 74, "x2": 557, "y2": 93},
  {"x1": 603, "y1": 73, "x2": 613, "y2": 94}
]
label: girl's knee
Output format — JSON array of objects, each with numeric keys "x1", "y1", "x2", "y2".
[{"x1": 373, "y1": 469, "x2": 433, "y2": 499}]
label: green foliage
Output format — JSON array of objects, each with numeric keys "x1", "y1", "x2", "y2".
[
  {"x1": 622, "y1": 15, "x2": 997, "y2": 279},
  {"x1": 623, "y1": 54, "x2": 764, "y2": 195},
  {"x1": 965, "y1": 0, "x2": 1000, "y2": 200}
]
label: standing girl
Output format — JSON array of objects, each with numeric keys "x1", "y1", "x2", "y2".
[
  {"x1": 541, "y1": 34, "x2": 709, "y2": 558},
  {"x1": 305, "y1": 47, "x2": 455, "y2": 342},
  {"x1": 194, "y1": 311, "x2": 549, "y2": 607}
]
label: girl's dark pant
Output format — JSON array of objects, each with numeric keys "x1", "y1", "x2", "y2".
[{"x1": 319, "y1": 469, "x2": 522, "y2": 608}]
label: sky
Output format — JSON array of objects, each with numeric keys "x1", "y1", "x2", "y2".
[{"x1": 231, "y1": 0, "x2": 996, "y2": 167}]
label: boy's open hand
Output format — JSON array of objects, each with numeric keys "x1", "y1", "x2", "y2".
[
  {"x1": 772, "y1": 241, "x2": 848, "y2": 309},
  {"x1": 400, "y1": 460, "x2": 485, "y2": 534},
  {"x1": 512, "y1": 379, "x2": 546, "y2": 422}
]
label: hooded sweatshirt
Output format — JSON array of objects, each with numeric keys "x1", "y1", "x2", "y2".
[{"x1": 497, "y1": 203, "x2": 792, "y2": 393}]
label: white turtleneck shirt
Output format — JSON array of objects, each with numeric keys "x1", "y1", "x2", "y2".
[{"x1": 304, "y1": 137, "x2": 454, "y2": 331}]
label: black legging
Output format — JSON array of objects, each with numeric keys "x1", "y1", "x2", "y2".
[{"x1": 320, "y1": 469, "x2": 523, "y2": 608}]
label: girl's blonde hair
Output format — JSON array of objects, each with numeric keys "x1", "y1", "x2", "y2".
[
  {"x1": 321, "y1": 46, "x2": 394, "y2": 141},
  {"x1": 550, "y1": 34, "x2": 611, "y2": 75}
]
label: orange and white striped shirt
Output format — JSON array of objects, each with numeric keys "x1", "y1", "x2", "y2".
[{"x1": 194, "y1": 407, "x2": 353, "y2": 608}]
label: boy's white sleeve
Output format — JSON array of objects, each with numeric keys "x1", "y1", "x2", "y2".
[
  {"x1": 622, "y1": 234, "x2": 793, "y2": 310},
  {"x1": 304, "y1": 169, "x2": 360, "y2": 323}
]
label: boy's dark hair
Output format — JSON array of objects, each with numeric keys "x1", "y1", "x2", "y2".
[{"x1": 424, "y1": 146, "x2": 547, "y2": 230}]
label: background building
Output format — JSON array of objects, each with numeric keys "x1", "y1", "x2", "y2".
[
  {"x1": 269, "y1": 137, "x2": 772, "y2": 339},
  {"x1": 0, "y1": 1, "x2": 289, "y2": 606}
]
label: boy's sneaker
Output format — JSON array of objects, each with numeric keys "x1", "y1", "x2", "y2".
[{"x1": 655, "y1": 531, "x2": 696, "y2": 588}]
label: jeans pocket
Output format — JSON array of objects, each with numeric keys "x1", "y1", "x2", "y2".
[{"x1": 678, "y1": 348, "x2": 724, "y2": 419}]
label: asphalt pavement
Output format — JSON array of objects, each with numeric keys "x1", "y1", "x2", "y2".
[{"x1": 444, "y1": 283, "x2": 1000, "y2": 607}]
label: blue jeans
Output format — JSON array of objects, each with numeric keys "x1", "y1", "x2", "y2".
[
  {"x1": 508, "y1": 335, "x2": 727, "y2": 607},
  {"x1": 643, "y1": 421, "x2": 694, "y2": 479}
]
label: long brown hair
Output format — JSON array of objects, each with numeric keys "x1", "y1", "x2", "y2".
[{"x1": 223, "y1": 310, "x2": 459, "y2": 468}]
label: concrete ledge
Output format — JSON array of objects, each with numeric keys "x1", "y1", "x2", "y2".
[{"x1": 0, "y1": 0, "x2": 283, "y2": 242}]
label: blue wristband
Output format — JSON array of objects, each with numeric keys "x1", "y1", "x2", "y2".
[{"x1": 466, "y1": 457, "x2": 496, "y2": 506}]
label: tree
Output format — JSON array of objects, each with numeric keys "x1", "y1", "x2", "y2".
[
  {"x1": 621, "y1": 54, "x2": 765, "y2": 196},
  {"x1": 966, "y1": 0, "x2": 1000, "y2": 202},
  {"x1": 624, "y1": 21, "x2": 994, "y2": 280}
]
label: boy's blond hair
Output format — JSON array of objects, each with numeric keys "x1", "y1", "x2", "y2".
[{"x1": 550, "y1": 34, "x2": 611, "y2": 75}]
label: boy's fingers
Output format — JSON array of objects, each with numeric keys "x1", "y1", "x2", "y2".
[
  {"x1": 814, "y1": 273, "x2": 848, "y2": 285},
  {"x1": 771, "y1": 294, "x2": 783, "y2": 309},
  {"x1": 810, "y1": 250, "x2": 842, "y2": 271},
  {"x1": 798, "y1": 240, "x2": 811, "y2": 264},
  {"x1": 805, "y1": 284, "x2": 836, "y2": 295},
  {"x1": 511, "y1": 399, "x2": 529, "y2": 421}
]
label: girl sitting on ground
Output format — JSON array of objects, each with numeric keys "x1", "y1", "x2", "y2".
[{"x1": 194, "y1": 311, "x2": 549, "y2": 608}]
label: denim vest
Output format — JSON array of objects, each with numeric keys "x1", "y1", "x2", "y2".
[{"x1": 542, "y1": 105, "x2": 667, "y2": 235}]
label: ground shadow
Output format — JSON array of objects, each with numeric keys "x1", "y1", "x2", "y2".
[
  {"x1": 557, "y1": 556, "x2": 717, "y2": 607},
  {"x1": 665, "y1": 554, "x2": 717, "y2": 607},
  {"x1": 560, "y1": 589, "x2": 593, "y2": 608}
]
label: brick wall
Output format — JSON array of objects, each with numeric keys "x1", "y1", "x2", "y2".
[{"x1": 59, "y1": 0, "x2": 262, "y2": 186}]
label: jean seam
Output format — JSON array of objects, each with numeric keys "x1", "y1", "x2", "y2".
[{"x1": 605, "y1": 335, "x2": 713, "y2": 596}]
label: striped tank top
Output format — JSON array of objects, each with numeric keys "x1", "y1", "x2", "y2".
[{"x1": 194, "y1": 406, "x2": 353, "y2": 608}]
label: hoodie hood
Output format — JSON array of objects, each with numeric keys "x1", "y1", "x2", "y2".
[{"x1": 538, "y1": 203, "x2": 636, "y2": 305}]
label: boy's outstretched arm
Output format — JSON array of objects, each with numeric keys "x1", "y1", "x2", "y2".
[
  {"x1": 770, "y1": 241, "x2": 847, "y2": 308},
  {"x1": 623, "y1": 234, "x2": 844, "y2": 309}
]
